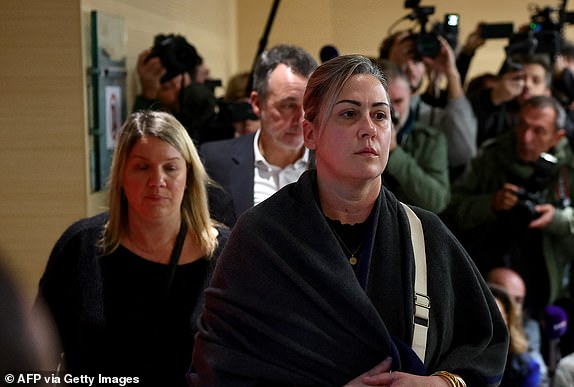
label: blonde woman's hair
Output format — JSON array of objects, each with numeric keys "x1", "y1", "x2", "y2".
[
  {"x1": 100, "y1": 110, "x2": 218, "y2": 257},
  {"x1": 489, "y1": 284, "x2": 529, "y2": 354}
]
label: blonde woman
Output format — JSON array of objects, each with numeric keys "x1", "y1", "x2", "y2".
[
  {"x1": 490, "y1": 284, "x2": 541, "y2": 386},
  {"x1": 38, "y1": 111, "x2": 228, "y2": 386}
]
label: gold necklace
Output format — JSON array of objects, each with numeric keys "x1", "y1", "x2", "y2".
[{"x1": 330, "y1": 228, "x2": 364, "y2": 266}]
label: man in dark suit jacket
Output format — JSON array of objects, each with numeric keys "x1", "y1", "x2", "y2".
[{"x1": 200, "y1": 44, "x2": 318, "y2": 227}]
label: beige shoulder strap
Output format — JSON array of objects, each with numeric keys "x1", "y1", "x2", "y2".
[{"x1": 400, "y1": 202, "x2": 429, "y2": 363}]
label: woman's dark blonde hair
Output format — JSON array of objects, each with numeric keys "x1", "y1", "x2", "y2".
[
  {"x1": 100, "y1": 110, "x2": 218, "y2": 257},
  {"x1": 489, "y1": 284, "x2": 529, "y2": 354},
  {"x1": 303, "y1": 54, "x2": 388, "y2": 132}
]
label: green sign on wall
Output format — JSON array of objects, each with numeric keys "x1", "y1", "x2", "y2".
[{"x1": 89, "y1": 11, "x2": 127, "y2": 192}]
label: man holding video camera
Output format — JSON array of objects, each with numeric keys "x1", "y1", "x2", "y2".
[
  {"x1": 444, "y1": 95, "x2": 574, "y2": 320},
  {"x1": 133, "y1": 34, "x2": 218, "y2": 144}
]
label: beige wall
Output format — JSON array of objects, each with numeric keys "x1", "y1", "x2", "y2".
[
  {"x1": 237, "y1": 0, "x2": 574, "y2": 83},
  {"x1": 0, "y1": 0, "x2": 236, "y2": 304},
  {"x1": 2, "y1": 0, "x2": 574, "y2": 304},
  {"x1": 0, "y1": 0, "x2": 87, "y2": 303},
  {"x1": 81, "y1": 0, "x2": 238, "y2": 105}
]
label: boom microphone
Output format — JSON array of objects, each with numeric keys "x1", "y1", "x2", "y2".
[{"x1": 319, "y1": 45, "x2": 339, "y2": 63}]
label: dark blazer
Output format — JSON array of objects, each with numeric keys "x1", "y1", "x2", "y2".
[{"x1": 200, "y1": 133, "x2": 256, "y2": 227}]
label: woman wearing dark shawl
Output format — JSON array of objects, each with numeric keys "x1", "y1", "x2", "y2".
[{"x1": 190, "y1": 55, "x2": 508, "y2": 386}]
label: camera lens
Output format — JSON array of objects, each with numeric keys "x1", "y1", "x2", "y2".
[{"x1": 416, "y1": 33, "x2": 441, "y2": 58}]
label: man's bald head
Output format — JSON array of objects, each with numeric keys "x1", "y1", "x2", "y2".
[{"x1": 487, "y1": 267, "x2": 526, "y2": 308}]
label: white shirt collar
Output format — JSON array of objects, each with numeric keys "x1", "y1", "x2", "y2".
[{"x1": 253, "y1": 129, "x2": 309, "y2": 170}]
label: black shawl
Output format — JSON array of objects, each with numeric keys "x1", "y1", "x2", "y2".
[{"x1": 191, "y1": 170, "x2": 507, "y2": 386}]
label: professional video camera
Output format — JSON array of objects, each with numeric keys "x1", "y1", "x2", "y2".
[
  {"x1": 146, "y1": 34, "x2": 203, "y2": 84},
  {"x1": 432, "y1": 13, "x2": 460, "y2": 52},
  {"x1": 511, "y1": 152, "x2": 559, "y2": 224},
  {"x1": 403, "y1": 0, "x2": 459, "y2": 59},
  {"x1": 506, "y1": 0, "x2": 574, "y2": 63}
]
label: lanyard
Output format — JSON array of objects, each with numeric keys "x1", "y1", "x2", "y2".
[{"x1": 164, "y1": 222, "x2": 188, "y2": 297}]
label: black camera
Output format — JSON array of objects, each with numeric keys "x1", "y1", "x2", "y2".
[
  {"x1": 147, "y1": 34, "x2": 202, "y2": 84},
  {"x1": 505, "y1": 2, "x2": 574, "y2": 63},
  {"x1": 511, "y1": 152, "x2": 559, "y2": 223},
  {"x1": 404, "y1": 1, "x2": 459, "y2": 59},
  {"x1": 409, "y1": 32, "x2": 441, "y2": 59},
  {"x1": 480, "y1": 22, "x2": 514, "y2": 39},
  {"x1": 513, "y1": 187, "x2": 545, "y2": 222},
  {"x1": 431, "y1": 13, "x2": 460, "y2": 51}
]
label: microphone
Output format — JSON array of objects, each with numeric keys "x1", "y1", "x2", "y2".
[
  {"x1": 543, "y1": 305, "x2": 568, "y2": 340},
  {"x1": 543, "y1": 305, "x2": 568, "y2": 375},
  {"x1": 319, "y1": 45, "x2": 339, "y2": 63}
]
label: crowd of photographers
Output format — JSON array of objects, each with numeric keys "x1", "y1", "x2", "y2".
[
  {"x1": 382, "y1": 9, "x2": 574, "y2": 383},
  {"x1": 128, "y1": 6, "x2": 574, "y2": 383},
  {"x1": 381, "y1": 13, "x2": 574, "y2": 385}
]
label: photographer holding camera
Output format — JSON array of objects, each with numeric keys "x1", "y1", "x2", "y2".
[
  {"x1": 133, "y1": 34, "x2": 218, "y2": 144},
  {"x1": 379, "y1": 28, "x2": 477, "y2": 180},
  {"x1": 376, "y1": 59, "x2": 450, "y2": 214},
  {"x1": 444, "y1": 95, "x2": 574, "y2": 321},
  {"x1": 469, "y1": 53, "x2": 554, "y2": 148}
]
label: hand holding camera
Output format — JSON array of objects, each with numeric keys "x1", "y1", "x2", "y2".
[
  {"x1": 491, "y1": 69, "x2": 526, "y2": 105},
  {"x1": 461, "y1": 23, "x2": 486, "y2": 56},
  {"x1": 492, "y1": 183, "x2": 520, "y2": 212},
  {"x1": 493, "y1": 183, "x2": 549, "y2": 228},
  {"x1": 528, "y1": 203, "x2": 555, "y2": 228},
  {"x1": 497, "y1": 152, "x2": 559, "y2": 226},
  {"x1": 423, "y1": 35, "x2": 457, "y2": 77},
  {"x1": 136, "y1": 48, "x2": 166, "y2": 100}
]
